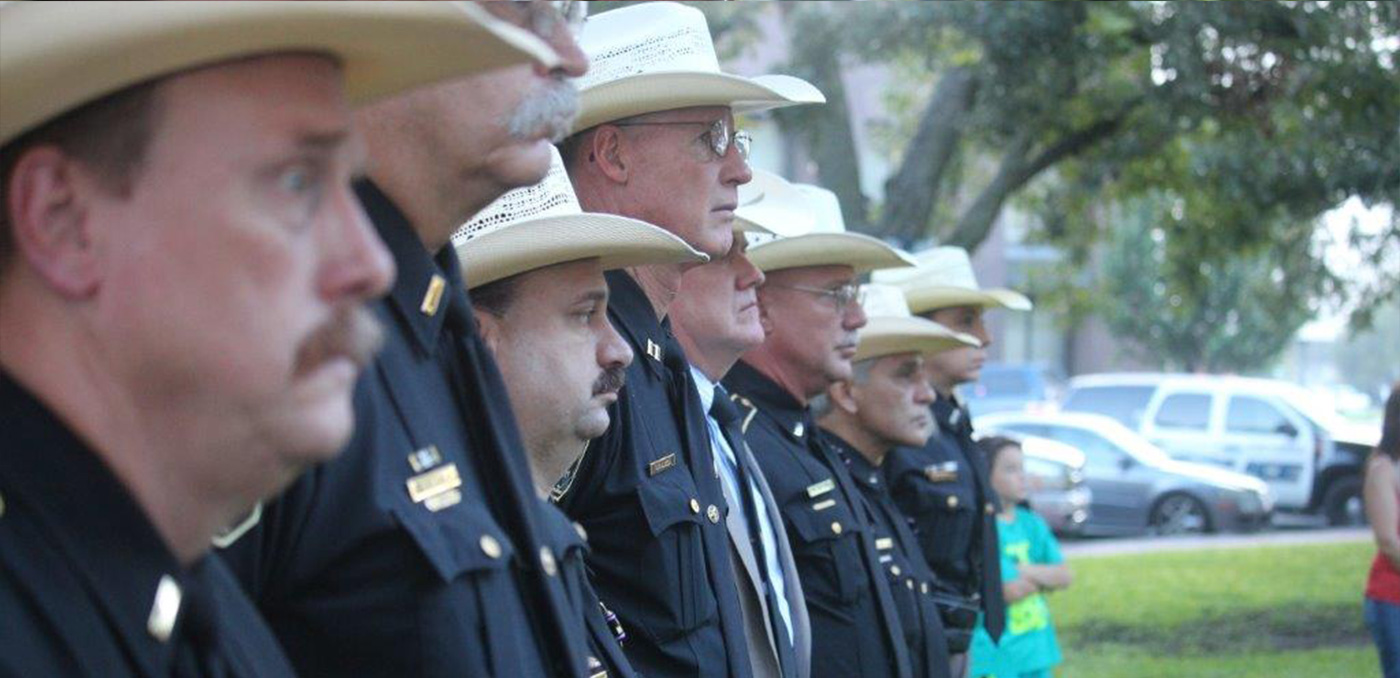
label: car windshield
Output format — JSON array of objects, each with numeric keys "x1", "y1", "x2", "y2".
[{"x1": 1094, "y1": 421, "x2": 1176, "y2": 465}]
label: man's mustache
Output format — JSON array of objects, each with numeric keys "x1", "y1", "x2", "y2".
[
  {"x1": 592, "y1": 365, "x2": 627, "y2": 397},
  {"x1": 292, "y1": 305, "x2": 385, "y2": 378},
  {"x1": 507, "y1": 78, "x2": 579, "y2": 144}
]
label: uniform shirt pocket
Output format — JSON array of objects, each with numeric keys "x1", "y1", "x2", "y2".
[
  {"x1": 781, "y1": 498, "x2": 869, "y2": 608},
  {"x1": 631, "y1": 478, "x2": 719, "y2": 641}
]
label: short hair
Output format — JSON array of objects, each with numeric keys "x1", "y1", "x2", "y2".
[
  {"x1": 1381, "y1": 380, "x2": 1400, "y2": 461},
  {"x1": 811, "y1": 359, "x2": 877, "y2": 419},
  {"x1": 469, "y1": 274, "x2": 522, "y2": 318},
  {"x1": 0, "y1": 80, "x2": 164, "y2": 274}
]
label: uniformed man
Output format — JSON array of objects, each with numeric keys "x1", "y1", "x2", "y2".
[
  {"x1": 457, "y1": 146, "x2": 707, "y2": 678},
  {"x1": 0, "y1": 3, "x2": 537, "y2": 676},
  {"x1": 723, "y1": 184, "x2": 921, "y2": 678},
  {"x1": 873, "y1": 247, "x2": 1035, "y2": 678},
  {"x1": 812, "y1": 285, "x2": 981, "y2": 678},
  {"x1": 669, "y1": 172, "x2": 813, "y2": 678},
  {"x1": 217, "y1": 3, "x2": 603, "y2": 677},
  {"x1": 555, "y1": 4, "x2": 824, "y2": 677}
]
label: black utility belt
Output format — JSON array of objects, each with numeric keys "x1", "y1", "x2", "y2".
[{"x1": 927, "y1": 586, "x2": 979, "y2": 655}]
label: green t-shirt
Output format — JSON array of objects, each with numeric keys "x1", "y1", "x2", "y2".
[{"x1": 969, "y1": 506, "x2": 1065, "y2": 678}]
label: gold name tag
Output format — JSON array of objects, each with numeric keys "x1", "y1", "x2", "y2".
[
  {"x1": 875, "y1": 537, "x2": 894, "y2": 551},
  {"x1": 924, "y1": 469, "x2": 958, "y2": 483},
  {"x1": 424, "y1": 489, "x2": 462, "y2": 512},
  {"x1": 406, "y1": 464, "x2": 462, "y2": 504},
  {"x1": 812, "y1": 498, "x2": 837, "y2": 511},
  {"x1": 806, "y1": 479, "x2": 835, "y2": 498},
  {"x1": 648, "y1": 453, "x2": 677, "y2": 477}
]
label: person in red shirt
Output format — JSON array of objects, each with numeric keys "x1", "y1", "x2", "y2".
[{"x1": 1364, "y1": 381, "x2": 1400, "y2": 678}]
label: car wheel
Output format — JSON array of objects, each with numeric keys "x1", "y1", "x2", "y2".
[
  {"x1": 1150, "y1": 493, "x2": 1211, "y2": 536},
  {"x1": 1322, "y1": 476, "x2": 1366, "y2": 527}
]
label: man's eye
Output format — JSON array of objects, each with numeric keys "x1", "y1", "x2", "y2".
[{"x1": 279, "y1": 166, "x2": 314, "y2": 194}]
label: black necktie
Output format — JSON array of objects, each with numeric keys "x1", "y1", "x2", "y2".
[
  {"x1": 172, "y1": 565, "x2": 225, "y2": 678},
  {"x1": 712, "y1": 385, "x2": 798, "y2": 678}
]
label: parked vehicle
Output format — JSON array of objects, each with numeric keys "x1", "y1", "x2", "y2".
[
  {"x1": 1012, "y1": 434, "x2": 1092, "y2": 536},
  {"x1": 977, "y1": 411, "x2": 1274, "y2": 536},
  {"x1": 1061, "y1": 372, "x2": 1371, "y2": 524},
  {"x1": 963, "y1": 362, "x2": 1064, "y2": 418}
]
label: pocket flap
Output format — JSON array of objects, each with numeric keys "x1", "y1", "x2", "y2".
[
  {"x1": 391, "y1": 502, "x2": 515, "y2": 582},
  {"x1": 635, "y1": 478, "x2": 705, "y2": 537}
]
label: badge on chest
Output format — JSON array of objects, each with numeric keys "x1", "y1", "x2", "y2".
[
  {"x1": 924, "y1": 460, "x2": 959, "y2": 483},
  {"x1": 405, "y1": 445, "x2": 462, "y2": 511}
]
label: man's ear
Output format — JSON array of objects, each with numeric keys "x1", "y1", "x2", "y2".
[
  {"x1": 6, "y1": 147, "x2": 105, "y2": 298},
  {"x1": 473, "y1": 308, "x2": 503, "y2": 356},
  {"x1": 829, "y1": 379, "x2": 859, "y2": 415},
  {"x1": 589, "y1": 126, "x2": 629, "y2": 184}
]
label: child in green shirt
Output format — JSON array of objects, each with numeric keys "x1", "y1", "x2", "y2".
[{"x1": 969, "y1": 436, "x2": 1074, "y2": 678}]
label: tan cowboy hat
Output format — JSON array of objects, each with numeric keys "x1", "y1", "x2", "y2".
[
  {"x1": 853, "y1": 284, "x2": 980, "y2": 362},
  {"x1": 1, "y1": 1, "x2": 558, "y2": 146},
  {"x1": 745, "y1": 183, "x2": 916, "y2": 274},
  {"x1": 570, "y1": 2, "x2": 824, "y2": 132},
  {"x1": 871, "y1": 246, "x2": 1032, "y2": 314},
  {"x1": 735, "y1": 170, "x2": 815, "y2": 237},
  {"x1": 453, "y1": 146, "x2": 707, "y2": 288}
]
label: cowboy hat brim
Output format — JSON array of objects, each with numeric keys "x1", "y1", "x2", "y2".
[
  {"x1": 854, "y1": 316, "x2": 982, "y2": 362},
  {"x1": 459, "y1": 213, "x2": 707, "y2": 288},
  {"x1": 2, "y1": 1, "x2": 556, "y2": 145},
  {"x1": 573, "y1": 71, "x2": 825, "y2": 133},
  {"x1": 903, "y1": 287, "x2": 1034, "y2": 315},
  {"x1": 747, "y1": 232, "x2": 916, "y2": 274}
]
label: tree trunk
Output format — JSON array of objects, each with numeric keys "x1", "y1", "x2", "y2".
[{"x1": 871, "y1": 66, "x2": 980, "y2": 246}]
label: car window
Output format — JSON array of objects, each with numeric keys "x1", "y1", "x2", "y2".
[
  {"x1": 1045, "y1": 426, "x2": 1122, "y2": 470},
  {"x1": 1225, "y1": 396, "x2": 1292, "y2": 435},
  {"x1": 1063, "y1": 385, "x2": 1155, "y2": 428},
  {"x1": 972, "y1": 369, "x2": 1032, "y2": 398},
  {"x1": 1153, "y1": 392, "x2": 1211, "y2": 430}
]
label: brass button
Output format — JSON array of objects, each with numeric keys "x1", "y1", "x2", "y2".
[
  {"x1": 906, "y1": 579, "x2": 915, "y2": 590},
  {"x1": 946, "y1": 495, "x2": 959, "y2": 509},
  {"x1": 574, "y1": 522, "x2": 588, "y2": 542},
  {"x1": 830, "y1": 521, "x2": 843, "y2": 535},
  {"x1": 0, "y1": 490, "x2": 6, "y2": 519},
  {"x1": 707, "y1": 505, "x2": 721, "y2": 524},
  {"x1": 793, "y1": 422, "x2": 805, "y2": 437},
  {"x1": 540, "y1": 546, "x2": 558, "y2": 577},
  {"x1": 921, "y1": 582, "x2": 930, "y2": 594},
  {"x1": 480, "y1": 535, "x2": 502, "y2": 559},
  {"x1": 690, "y1": 498, "x2": 702, "y2": 514},
  {"x1": 890, "y1": 565, "x2": 902, "y2": 577},
  {"x1": 985, "y1": 502, "x2": 996, "y2": 515}
]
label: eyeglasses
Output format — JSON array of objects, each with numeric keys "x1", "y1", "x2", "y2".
[
  {"x1": 612, "y1": 118, "x2": 753, "y2": 161},
  {"x1": 766, "y1": 282, "x2": 865, "y2": 311}
]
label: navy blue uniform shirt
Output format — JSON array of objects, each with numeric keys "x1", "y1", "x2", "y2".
[
  {"x1": 884, "y1": 394, "x2": 1006, "y2": 644},
  {"x1": 538, "y1": 502, "x2": 637, "y2": 678},
  {"x1": 0, "y1": 371, "x2": 296, "y2": 678},
  {"x1": 555, "y1": 270, "x2": 753, "y2": 678},
  {"x1": 724, "y1": 362, "x2": 912, "y2": 678},
  {"x1": 220, "y1": 182, "x2": 589, "y2": 678},
  {"x1": 824, "y1": 431, "x2": 953, "y2": 678}
]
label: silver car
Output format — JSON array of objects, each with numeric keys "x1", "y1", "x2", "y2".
[{"x1": 977, "y1": 411, "x2": 1274, "y2": 536}]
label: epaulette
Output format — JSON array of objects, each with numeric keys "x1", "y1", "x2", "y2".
[{"x1": 729, "y1": 393, "x2": 760, "y2": 434}]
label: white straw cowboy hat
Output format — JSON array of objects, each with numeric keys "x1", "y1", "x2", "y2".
[
  {"x1": 853, "y1": 284, "x2": 981, "y2": 363},
  {"x1": 0, "y1": 1, "x2": 558, "y2": 146},
  {"x1": 570, "y1": 1, "x2": 825, "y2": 132},
  {"x1": 871, "y1": 246, "x2": 1033, "y2": 314},
  {"x1": 735, "y1": 170, "x2": 815, "y2": 237},
  {"x1": 745, "y1": 183, "x2": 916, "y2": 274},
  {"x1": 453, "y1": 146, "x2": 707, "y2": 288}
]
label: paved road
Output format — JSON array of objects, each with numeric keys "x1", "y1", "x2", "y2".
[{"x1": 1061, "y1": 527, "x2": 1371, "y2": 558}]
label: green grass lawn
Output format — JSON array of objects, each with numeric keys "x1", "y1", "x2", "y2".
[{"x1": 1041, "y1": 540, "x2": 1379, "y2": 678}]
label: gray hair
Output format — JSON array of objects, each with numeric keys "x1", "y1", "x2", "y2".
[{"x1": 810, "y1": 359, "x2": 876, "y2": 419}]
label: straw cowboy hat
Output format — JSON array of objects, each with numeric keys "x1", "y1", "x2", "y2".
[
  {"x1": 570, "y1": 1, "x2": 825, "y2": 132},
  {"x1": 871, "y1": 246, "x2": 1033, "y2": 314},
  {"x1": 453, "y1": 146, "x2": 706, "y2": 288},
  {"x1": 853, "y1": 284, "x2": 981, "y2": 363},
  {"x1": 735, "y1": 170, "x2": 816, "y2": 238},
  {"x1": 745, "y1": 183, "x2": 916, "y2": 274},
  {"x1": 0, "y1": 1, "x2": 557, "y2": 146}
]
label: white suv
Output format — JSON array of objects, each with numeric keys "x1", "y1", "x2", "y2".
[{"x1": 1060, "y1": 373, "x2": 1327, "y2": 512}]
